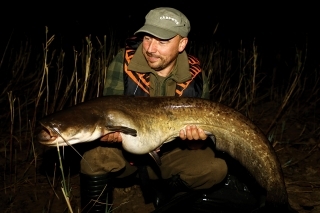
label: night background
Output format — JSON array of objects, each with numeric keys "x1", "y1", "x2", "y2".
[
  {"x1": 2, "y1": 1, "x2": 320, "y2": 49},
  {"x1": 2, "y1": 1, "x2": 320, "y2": 82},
  {"x1": 1, "y1": 1, "x2": 320, "y2": 213}
]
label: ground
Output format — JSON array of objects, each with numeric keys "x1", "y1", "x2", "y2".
[{"x1": 1, "y1": 101, "x2": 319, "y2": 213}]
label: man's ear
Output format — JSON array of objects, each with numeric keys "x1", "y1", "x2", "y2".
[{"x1": 178, "y1": 37, "x2": 188, "y2": 52}]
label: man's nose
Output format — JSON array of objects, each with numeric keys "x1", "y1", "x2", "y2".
[{"x1": 146, "y1": 39, "x2": 157, "y2": 53}]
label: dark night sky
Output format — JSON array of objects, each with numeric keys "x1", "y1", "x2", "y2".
[
  {"x1": 1, "y1": 1, "x2": 319, "y2": 51},
  {"x1": 1, "y1": 1, "x2": 319, "y2": 94}
]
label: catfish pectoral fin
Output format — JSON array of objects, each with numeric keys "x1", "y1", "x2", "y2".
[{"x1": 106, "y1": 126, "x2": 137, "y2": 136}]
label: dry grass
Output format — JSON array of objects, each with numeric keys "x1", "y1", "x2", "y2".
[{"x1": 0, "y1": 27, "x2": 319, "y2": 212}]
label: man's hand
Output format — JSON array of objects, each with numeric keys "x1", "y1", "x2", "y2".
[
  {"x1": 179, "y1": 125, "x2": 207, "y2": 140},
  {"x1": 179, "y1": 125, "x2": 207, "y2": 150},
  {"x1": 100, "y1": 132, "x2": 122, "y2": 142}
]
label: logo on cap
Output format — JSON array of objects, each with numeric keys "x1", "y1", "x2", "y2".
[{"x1": 159, "y1": 16, "x2": 180, "y2": 25}]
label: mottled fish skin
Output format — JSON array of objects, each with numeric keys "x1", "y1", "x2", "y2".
[{"x1": 37, "y1": 95, "x2": 288, "y2": 206}]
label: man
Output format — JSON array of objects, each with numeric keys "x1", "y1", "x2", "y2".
[{"x1": 80, "y1": 7, "x2": 228, "y2": 212}]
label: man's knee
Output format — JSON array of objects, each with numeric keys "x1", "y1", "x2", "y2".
[
  {"x1": 207, "y1": 157, "x2": 228, "y2": 185},
  {"x1": 80, "y1": 146, "x2": 127, "y2": 175},
  {"x1": 182, "y1": 157, "x2": 227, "y2": 189}
]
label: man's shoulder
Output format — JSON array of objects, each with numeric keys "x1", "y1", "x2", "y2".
[
  {"x1": 109, "y1": 48, "x2": 125, "y2": 64},
  {"x1": 116, "y1": 48, "x2": 125, "y2": 57}
]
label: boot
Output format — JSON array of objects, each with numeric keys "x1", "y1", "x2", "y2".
[
  {"x1": 150, "y1": 174, "x2": 191, "y2": 208},
  {"x1": 80, "y1": 173, "x2": 113, "y2": 212},
  {"x1": 151, "y1": 174, "x2": 263, "y2": 213}
]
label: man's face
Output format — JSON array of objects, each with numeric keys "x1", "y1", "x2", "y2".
[{"x1": 142, "y1": 34, "x2": 188, "y2": 73}]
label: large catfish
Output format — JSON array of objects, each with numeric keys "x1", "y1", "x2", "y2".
[{"x1": 37, "y1": 95, "x2": 292, "y2": 210}]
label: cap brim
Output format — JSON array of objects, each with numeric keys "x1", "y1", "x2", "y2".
[{"x1": 134, "y1": 24, "x2": 177, "y2": 40}]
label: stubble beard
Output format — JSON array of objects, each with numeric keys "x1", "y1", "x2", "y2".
[{"x1": 144, "y1": 52, "x2": 177, "y2": 72}]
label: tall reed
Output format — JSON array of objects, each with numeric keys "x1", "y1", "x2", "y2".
[{"x1": 0, "y1": 26, "x2": 319, "y2": 212}]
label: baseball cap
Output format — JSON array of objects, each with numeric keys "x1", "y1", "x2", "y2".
[{"x1": 134, "y1": 7, "x2": 190, "y2": 39}]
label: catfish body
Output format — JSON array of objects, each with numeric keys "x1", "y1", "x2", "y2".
[{"x1": 37, "y1": 96, "x2": 289, "y2": 207}]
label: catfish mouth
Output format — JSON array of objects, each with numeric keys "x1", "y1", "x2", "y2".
[{"x1": 37, "y1": 123, "x2": 59, "y2": 145}]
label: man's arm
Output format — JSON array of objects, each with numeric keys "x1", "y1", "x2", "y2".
[
  {"x1": 103, "y1": 49, "x2": 125, "y2": 96},
  {"x1": 101, "y1": 49, "x2": 126, "y2": 142},
  {"x1": 180, "y1": 70, "x2": 210, "y2": 148}
]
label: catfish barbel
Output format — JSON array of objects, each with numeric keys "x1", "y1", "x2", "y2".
[{"x1": 37, "y1": 95, "x2": 291, "y2": 209}]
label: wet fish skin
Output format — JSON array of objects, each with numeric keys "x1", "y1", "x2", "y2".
[{"x1": 37, "y1": 95, "x2": 289, "y2": 207}]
